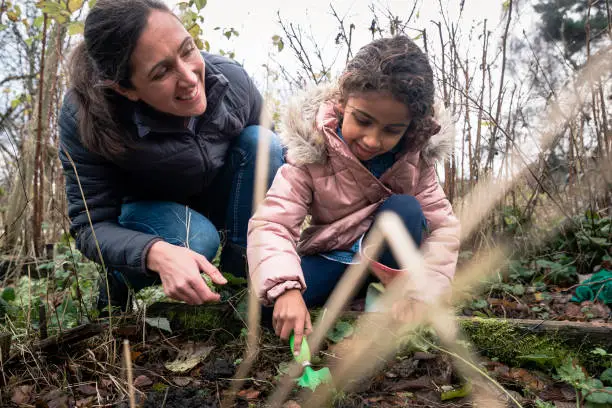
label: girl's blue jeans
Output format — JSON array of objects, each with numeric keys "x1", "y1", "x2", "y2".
[
  {"x1": 300, "y1": 194, "x2": 427, "y2": 308},
  {"x1": 106, "y1": 125, "x2": 284, "y2": 295}
]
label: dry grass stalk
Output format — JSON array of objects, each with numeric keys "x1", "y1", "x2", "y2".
[
  {"x1": 226, "y1": 118, "x2": 273, "y2": 404},
  {"x1": 122, "y1": 339, "x2": 136, "y2": 408}
]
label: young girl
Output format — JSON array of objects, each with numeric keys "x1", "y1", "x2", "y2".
[{"x1": 247, "y1": 36, "x2": 460, "y2": 352}]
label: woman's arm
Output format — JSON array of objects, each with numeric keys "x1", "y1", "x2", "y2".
[{"x1": 58, "y1": 95, "x2": 162, "y2": 281}]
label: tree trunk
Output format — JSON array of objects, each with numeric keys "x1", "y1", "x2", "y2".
[{"x1": 3, "y1": 22, "x2": 64, "y2": 253}]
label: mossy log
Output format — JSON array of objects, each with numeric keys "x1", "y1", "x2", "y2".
[{"x1": 457, "y1": 316, "x2": 612, "y2": 348}]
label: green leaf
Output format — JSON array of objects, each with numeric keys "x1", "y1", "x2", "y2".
[
  {"x1": 33, "y1": 15, "x2": 44, "y2": 28},
  {"x1": 193, "y1": 0, "x2": 206, "y2": 10},
  {"x1": 326, "y1": 320, "x2": 354, "y2": 343},
  {"x1": 1, "y1": 287, "x2": 16, "y2": 302},
  {"x1": 556, "y1": 358, "x2": 587, "y2": 385},
  {"x1": 0, "y1": 24, "x2": 7, "y2": 31},
  {"x1": 67, "y1": 0, "x2": 84, "y2": 13},
  {"x1": 510, "y1": 284, "x2": 525, "y2": 296},
  {"x1": 585, "y1": 387, "x2": 610, "y2": 404},
  {"x1": 88, "y1": 0, "x2": 97, "y2": 8},
  {"x1": 600, "y1": 368, "x2": 612, "y2": 385},
  {"x1": 440, "y1": 382, "x2": 472, "y2": 401},
  {"x1": 67, "y1": 21, "x2": 84, "y2": 35},
  {"x1": 591, "y1": 348, "x2": 608, "y2": 356},
  {"x1": 471, "y1": 299, "x2": 488, "y2": 309},
  {"x1": 144, "y1": 317, "x2": 172, "y2": 333}
]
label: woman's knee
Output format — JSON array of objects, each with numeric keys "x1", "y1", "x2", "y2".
[
  {"x1": 236, "y1": 126, "x2": 283, "y2": 163},
  {"x1": 119, "y1": 201, "x2": 220, "y2": 260}
]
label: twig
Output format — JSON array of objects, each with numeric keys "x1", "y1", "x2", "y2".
[{"x1": 123, "y1": 340, "x2": 136, "y2": 408}]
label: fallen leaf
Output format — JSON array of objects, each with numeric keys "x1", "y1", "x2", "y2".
[
  {"x1": 75, "y1": 396, "x2": 94, "y2": 407},
  {"x1": 386, "y1": 376, "x2": 432, "y2": 391},
  {"x1": 12, "y1": 384, "x2": 34, "y2": 405},
  {"x1": 173, "y1": 377, "x2": 191, "y2": 386},
  {"x1": 164, "y1": 342, "x2": 214, "y2": 373},
  {"x1": 130, "y1": 351, "x2": 142, "y2": 361},
  {"x1": 237, "y1": 388, "x2": 260, "y2": 400},
  {"x1": 47, "y1": 394, "x2": 70, "y2": 408},
  {"x1": 77, "y1": 384, "x2": 98, "y2": 396},
  {"x1": 134, "y1": 375, "x2": 153, "y2": 388},
  {"x1": 282, "y1": 400, "x2": 301, "y2": 408}
]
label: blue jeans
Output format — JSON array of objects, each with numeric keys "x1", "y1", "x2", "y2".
[
  {"x1": 301, "y1": 195, "x2": 427, "y2": 308},
  {"x1": 112, "y1": 126, "x2": 284, "y2": 293}
]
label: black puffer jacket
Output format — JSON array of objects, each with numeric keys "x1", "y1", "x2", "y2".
[{"x1": 58, "y1": 53, "x2": 262, "y2": 280}]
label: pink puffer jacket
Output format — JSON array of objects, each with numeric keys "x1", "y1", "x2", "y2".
[{"x1": 247, "y1": 85, "x2": 460, "y2": 305}]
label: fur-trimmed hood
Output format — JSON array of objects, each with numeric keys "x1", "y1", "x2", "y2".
[{"x1": 278, "y1": 83, "x2": 455, "y2": 167}]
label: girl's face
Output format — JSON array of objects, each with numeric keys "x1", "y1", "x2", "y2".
[
  {"x1": 337, "y1": 91, "x2": 412, "y2": 161},
  {"x1": 114, "y1": 10, "x2": 207, "y2": 117}
]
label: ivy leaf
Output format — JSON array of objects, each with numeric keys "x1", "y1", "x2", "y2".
[
  {"x1": 67, "y1": 21, "x2": 84, "y2": 35},
  {"x1": 67, "y1": 0, "x2": 84, "y2": 13},
  {"x1": 585, "y1": 387, "x2": 612, "y2": 405},
  {"x1": 601, "y1": 368, "x2": 612, "y2": 385},
  {"x1": 326, "y1": 320, "x2": 354, "y2": 343},
  {"x1": 145, "y1": 317, "x2": 172, "y2": 333}
]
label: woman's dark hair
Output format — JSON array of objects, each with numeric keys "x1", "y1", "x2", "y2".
[
  {"x1": 69, "y1": 0, "x2": 170, "y2": 159},
  {"x1": 339, "y1": 36, "x2": 439, "y2": 150}
]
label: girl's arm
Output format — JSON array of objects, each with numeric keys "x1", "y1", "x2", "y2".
[
  {"x1": 247, "y1": 163, "x2": 314, "y2": 306},
  {"x1": 413, "y1": 163, "x2": 461, "y2": 302}
]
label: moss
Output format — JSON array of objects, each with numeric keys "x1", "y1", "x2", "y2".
[{"x1": 460, "y1": 318, "x2": 572, "y2": 368}]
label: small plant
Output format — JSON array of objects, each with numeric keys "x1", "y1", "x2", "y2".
[{"x1": 556, "y1": 357, "x2": 612, "y2": 408}]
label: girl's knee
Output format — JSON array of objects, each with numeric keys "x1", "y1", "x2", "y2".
[{"x1": 379, "y1": 195, "x2": 423, "y2": 216}]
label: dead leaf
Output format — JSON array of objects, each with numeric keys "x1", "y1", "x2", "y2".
[
  {"x1": 386, "y1": 376, "x2": 433, "y2": 391},
  {"x1": 507, "y1": 368, "x2": 547, "y2": 391},
  {"x1": 12, "y1": 384, "x2": 34, "y2": 405},
  {"x1": 164, "y1": 342, "x2": 214, "y2": 373},
  {"x1": 173, "y1": 377, "x2": 191, "y2": 387},
  {"x1": 134, "y1": 375, "x2": 153, "y2": 388},
  {"x1": 282, "y1": 400, "x2": 301, "y2": 408},
  {"x1": 77, "y1": 384, "x2": 98, "y2": 396},
  {"x1": 237, "y1": 388, "x2": 260, "y2": 400},
  {"x1": 75, "y1": 396, "x2": 94, "y2": 407},
  {"x1": 130, "y1": 351, "x2": 142, "y2": 361},
  {"x1": 100, "y1": 379, "x2": 113, "y2": 389},
  {"x1": 47, "y1": 394, "x2": 70, "y2": 408}
]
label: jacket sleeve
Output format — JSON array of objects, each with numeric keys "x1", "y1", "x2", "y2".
[
  {"x1": 58, "y1": 97, "x2": 162, "y2": 280},
  {"x1": 247, "y1": 163, "x2": 313, "y2": 306},
  {"x1": 246, "y1": 72, "x2": 264, "y2": 126},
  {"x1": 412, "y1": 164, "x2": 460, "y2": 303}
]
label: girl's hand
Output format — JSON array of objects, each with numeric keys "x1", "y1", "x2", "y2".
[
  {"x1": 146, "y1": 241, "x2": 227, "y2": 304},
  {"x1": 391, "y1": 298, "x2": 427, "y2": 324},
  {"x1": 273, "y1": 289, "x2": 312, "y2": 356}
]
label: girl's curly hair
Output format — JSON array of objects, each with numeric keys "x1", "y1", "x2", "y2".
[{"x1": 339, "y1": 36, "x2": 440, "y2": 150}]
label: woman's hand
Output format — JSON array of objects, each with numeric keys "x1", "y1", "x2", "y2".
[
  {"x1": 146, "y1": 241, "x2": 227, "y2": 304},
  {"x1": 273, "y1": 289, "x2": 312, "y2": 356}
]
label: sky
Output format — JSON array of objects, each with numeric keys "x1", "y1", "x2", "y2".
[{"x1": 166, "y1": 0, "x2": 507, "y2": 94}]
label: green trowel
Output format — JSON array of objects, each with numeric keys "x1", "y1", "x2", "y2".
[{"x1": 289, "y1": 333, "x2": 333, "y2": 392}]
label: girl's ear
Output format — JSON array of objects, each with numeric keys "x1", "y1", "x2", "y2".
[{"x1": 334, "y1": 101, "x2": 345, "y2": 117}]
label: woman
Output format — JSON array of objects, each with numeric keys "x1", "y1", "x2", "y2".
[{"x1": 58, "y1": 0, "x2": 283, "y2": 312}]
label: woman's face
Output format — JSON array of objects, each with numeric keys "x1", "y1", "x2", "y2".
[{"x1": 116, "y1": 10, "x2": 207, "y2": 117}]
